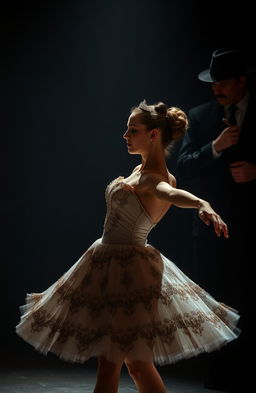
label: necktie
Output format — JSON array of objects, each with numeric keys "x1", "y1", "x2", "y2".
[
  {"x1": 228, "y1": 104, "x2": 240, "y2": 162},
  {"x1": 228, "y1": 104, "x2": 237, "y2": 125}
]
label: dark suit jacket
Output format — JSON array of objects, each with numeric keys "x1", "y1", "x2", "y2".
[{"x1": 177, "y1": 90, "x2": 256, "y2": 237}]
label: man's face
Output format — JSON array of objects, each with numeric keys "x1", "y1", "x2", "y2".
[{"x1": 211, "y1": 76, "x2": 247, "y2": 106}]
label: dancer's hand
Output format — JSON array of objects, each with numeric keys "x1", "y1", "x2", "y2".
[{"x1": 198, "y1": 201, "x2": 228, "y2": 238}]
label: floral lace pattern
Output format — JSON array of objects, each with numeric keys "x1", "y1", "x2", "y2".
[{"x1": 29, "y1": 306, "x2": 229, "y2": 356}]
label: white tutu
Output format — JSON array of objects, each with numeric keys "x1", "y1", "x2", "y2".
[{"x1": 16, "y1": 238, "x2": 240, "y2": 365}]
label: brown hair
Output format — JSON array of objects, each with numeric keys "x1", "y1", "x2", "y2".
[{"x1": 131, "y1": 100, "x2": 188, "y2": 156}]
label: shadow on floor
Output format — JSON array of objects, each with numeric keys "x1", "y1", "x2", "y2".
[{"x1": 0, "y1": 349, "x2": 230, "y2": 393}]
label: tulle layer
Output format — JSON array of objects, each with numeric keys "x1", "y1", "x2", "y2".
[{"x1": 16, "y1": 238, "x2": 240, "y2": 365}]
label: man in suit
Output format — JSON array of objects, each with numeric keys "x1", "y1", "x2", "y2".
[{"x1": 177, "y1": 48, "x2": 256, "y2": 392}]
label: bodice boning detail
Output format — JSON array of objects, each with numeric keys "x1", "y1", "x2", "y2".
[{"x1": 102, "y1": 176, "x2": 156, "y2": 246}]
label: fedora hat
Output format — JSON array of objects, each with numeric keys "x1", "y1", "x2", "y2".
[{"x1": 198, "y1": 48, "x2": 248, "y2": 83}]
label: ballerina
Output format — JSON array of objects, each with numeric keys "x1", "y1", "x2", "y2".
[{"x1": 16, "y1": 100, "x2": 240, "y2": 393}]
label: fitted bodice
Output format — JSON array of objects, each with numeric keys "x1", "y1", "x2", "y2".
[{"x1": 102, "y1": 176, "x2": 156, "y2": 246}]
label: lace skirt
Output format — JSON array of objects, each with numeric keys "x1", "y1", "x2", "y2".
[{"x1": 16, "y1": 238, "x2": 240, "y2": 365}]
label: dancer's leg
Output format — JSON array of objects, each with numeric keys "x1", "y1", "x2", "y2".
[
  {"x1": 93, "y1": 356, "x2": 123, "y2": 393},
  {"x1": 125, "y1": 359, "x2": 167, "y2": 393}
]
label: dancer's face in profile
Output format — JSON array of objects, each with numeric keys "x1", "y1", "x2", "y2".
[{"x1": 123, "y1": 112, "x2": 153, "y2": 155}]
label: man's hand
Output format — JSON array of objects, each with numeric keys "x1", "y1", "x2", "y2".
[
  {"x1": 230, "y1": 161, "x2": 256, "y2": 183},
  {"x1": 213, "y1": 125, "x2": 240, "y2": 153}
]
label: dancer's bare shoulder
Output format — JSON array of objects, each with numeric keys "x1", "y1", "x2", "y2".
[
  {"x1": 142, "y1": 170, "x2": 176, "y2": 189},
  {"x1": 129, "y1": 165, "x2": 176, "y2": 192}
]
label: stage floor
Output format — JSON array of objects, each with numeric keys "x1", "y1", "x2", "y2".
[{"x1": 0, "y1": 364, "x2": 225, "y2": 393}]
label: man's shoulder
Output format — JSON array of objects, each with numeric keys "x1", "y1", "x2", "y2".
[
  {"x1": 188, "y1": 101, "x2": 223, "y2": 125},
  {"x1": 189, "y1": 100, "x2": 217, "y2": 116}
]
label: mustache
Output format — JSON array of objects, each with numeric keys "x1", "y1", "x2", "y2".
[{"x1": 215, "y1": 94, "x2": 227, "y2": 99}]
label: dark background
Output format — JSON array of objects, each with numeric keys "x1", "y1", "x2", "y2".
[{"x1": 1, "y1": 0, "x2": 255, "y2": 370}]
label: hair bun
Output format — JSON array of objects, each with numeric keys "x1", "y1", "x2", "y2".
[
  {"x1": 154, "y1": 102, "x2": 168, "y2": 115},
  {"x1": 166, "y1": 107, "x2": 188, "y2": 141}
]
